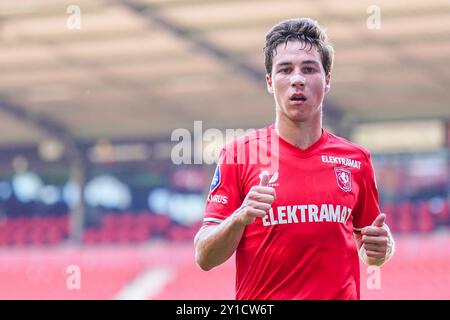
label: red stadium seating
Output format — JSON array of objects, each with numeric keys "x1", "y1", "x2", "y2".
[
  {"x1": 2, "y1": 197, "x2": 449, "y2": 249},
  {"x1": 417, "y1": 201, "x2": 434, "y2": 232},
  {"x1": 397, "y1": 202, "x2": 414, "y2": 233}
]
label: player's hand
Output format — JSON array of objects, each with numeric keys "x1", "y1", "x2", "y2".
[
  {"x1": 234, "y1": 171, "x2": 276, "y2": 226},
  {"x1": 361, "y1": 214, "x2": 389, "y2": 260}
]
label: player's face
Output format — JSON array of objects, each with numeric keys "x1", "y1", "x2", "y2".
[{"x1": 266, "y1": 41, "x2": 331, "y2": 124}]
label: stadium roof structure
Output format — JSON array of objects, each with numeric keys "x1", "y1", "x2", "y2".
[{"x1": 0, "y1": 0, "x2": 449, "y2": 147}]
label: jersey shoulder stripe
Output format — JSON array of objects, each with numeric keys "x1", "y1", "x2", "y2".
[{"x1": 203, "y1": 217, "x2": 224, "y2": 224}]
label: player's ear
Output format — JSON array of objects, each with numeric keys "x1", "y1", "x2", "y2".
[
  {"x1": 266, "y1": 74, "x2": 274, "y2": 95},
  {"x1": 324, "y1": 73, "x2": 331, "y2": 93}
]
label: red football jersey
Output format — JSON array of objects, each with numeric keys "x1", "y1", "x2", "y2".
[{"x1": 203, "y1": 124, "x2": 380, "y2": 300}]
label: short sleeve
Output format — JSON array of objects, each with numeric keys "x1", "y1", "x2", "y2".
[
  {"x1": 352, "y1": 152, "x2": 381, "y2": 232},
  {"x1": 203, "y1": 148, "x2": 244, "y2": 225}
]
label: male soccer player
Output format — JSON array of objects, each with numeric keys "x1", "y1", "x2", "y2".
[{"x1": 194, "y1": 18, "x2": 395, "y2": 300}]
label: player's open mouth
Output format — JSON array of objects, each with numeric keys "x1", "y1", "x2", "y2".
[{"x1": 290, "y1": 93, "x2": 307, "y2": 103}]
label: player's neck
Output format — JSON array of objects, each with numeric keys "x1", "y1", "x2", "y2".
[{"x1": 274, "y1": 113, "x2": 322, "y2": 150}]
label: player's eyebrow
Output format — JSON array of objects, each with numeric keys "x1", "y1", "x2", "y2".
[
  {"x1": 302, "y1": 60, "x2": 320, "y2": 66},
  {"x1": 275, "y1": 60, "x2": 320, "y2": 67},
  {"x1": 275, "y1": 61, "x2": 293, "y2": 68}
]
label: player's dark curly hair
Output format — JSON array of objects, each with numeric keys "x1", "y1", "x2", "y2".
[{"x1": 264, "y1": 18, "x2": 334, "y2": 76}]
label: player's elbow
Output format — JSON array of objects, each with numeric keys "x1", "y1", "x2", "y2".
[
  {"x1": 194, "y1": 236, "x2": 212, "y2": 271},
  {"x1": 195, "y1": 247, "x2": 214, "y2": 271},
  {"x1": 196, "y1": 256, "x2": 214, "y2": 271},
  {"x1": 197, "y1": 263, "x2": 212, "y2": 271},
  {"x1": 194, "y1": 226, "x2": 216, "y2": 271}
]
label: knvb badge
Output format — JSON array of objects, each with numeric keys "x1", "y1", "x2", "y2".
[
  {"x1": 334, "y1": 167, "x2": 352, "y2": 192},
  {"x1": 210, "y1": 165, "x2": 221, "y2": 192}
]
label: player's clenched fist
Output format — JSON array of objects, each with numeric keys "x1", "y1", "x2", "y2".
[{"x1": 234, "y1": 171, "x2": 276, "y2": 225}]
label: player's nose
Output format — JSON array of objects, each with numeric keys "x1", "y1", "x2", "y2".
[{"x1": 290, "y1": 74, "x2": 306, "y2": 88}]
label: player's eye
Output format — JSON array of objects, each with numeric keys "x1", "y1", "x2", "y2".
[
  {"x1": 303, "y1": 66, "x2": 316, "y2": 74},
  {"x1": 279, "y1": 67, "x2": 291, "y2": 74}
]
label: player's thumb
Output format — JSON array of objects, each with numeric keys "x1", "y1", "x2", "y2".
[
  {"x1": 259, "y1": 171, "x2": 270, "y2": 187},
  {"x1": 371, "y1": 213, "x2": 386, "y2": 227}
]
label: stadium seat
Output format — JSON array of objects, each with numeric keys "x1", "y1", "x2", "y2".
[
  {"x1": 397, "y1": 202, "x2": 414, "y2": 233},
  {"x1": 417, "y1": 201, "x2": 434, "y2": 233},
  {"x1": 46, "y1": 226, "x2": 63, "y2": 245},
  {"x1": 437, "y1": 200, "x2": 450, "y2": 223},
  {"x1": 381, "y1": 202, "x2": 396, "y2": 232}
]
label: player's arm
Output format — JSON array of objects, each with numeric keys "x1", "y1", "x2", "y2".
[
  {"x1": 194, "y1": 172, "x2": 275, "y2": 271},
  {"x1": 353, "y1": 213, "x2": 395, "y2": 266}
]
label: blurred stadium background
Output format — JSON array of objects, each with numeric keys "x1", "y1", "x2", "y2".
[{"x1": 0, "y1": 0, "x2": 449, "y2": 300}]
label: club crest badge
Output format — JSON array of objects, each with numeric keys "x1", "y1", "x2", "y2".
[{"x1": 334, "y1": 167, "x2": 352, "y2": 192}]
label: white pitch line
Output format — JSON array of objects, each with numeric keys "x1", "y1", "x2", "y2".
[{"x1": 115, "y1": 267, "x2": 174, "y2": 300}]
